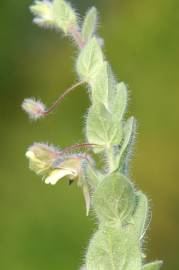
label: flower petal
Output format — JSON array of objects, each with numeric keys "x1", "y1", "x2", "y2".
[
  {"x1": 26, "y1": 150, "x2": 36, "y2": 159},
  {"x1": 45, "y1": 169, "x2": 73, "y2": 185}
]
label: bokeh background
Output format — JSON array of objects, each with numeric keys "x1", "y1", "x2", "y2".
[{"x1": 0, "y1": 0, "x2": 178, "y2": 269}]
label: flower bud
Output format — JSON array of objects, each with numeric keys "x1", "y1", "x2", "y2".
[
  {"x1": 30, "y1": 0, "x2": 78, "y2": 33},
  {"x1": 22, "y1": 98, "x2": 46, "y2": 120},
  {"x1": 30, "y1": 0, "x2": 55, "y2": 27}
]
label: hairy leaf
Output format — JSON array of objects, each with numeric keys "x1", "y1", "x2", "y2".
[
  {"x1": 93, "y1": 172, "x2": 136, "y2": 224},
  {"x1": 133, "y1": 192, "x2": 150, "y2": 240},
  {"x1": 90, "y1": 61, "x2": 116, "y2": 108},
  {"x1": 111, "y1": 82, "x2": 128, "y2": 121},
  {"x1": 86, "y1": 225, "x2": 142, "y2": 270},
  {"x1": 116, "y1": 116, "x2": 136, "y2": 172},
  {"x1": 82, "y1": 7, "x2": 98, "y2": 42},
  {"x1": 86, "y1": 103, "x2": 123, "y2": 149},
  {"x1": 142, "y1": 261, "x2": 163, "y2": 270},
  {"x1": 53, "y1": 0, "x2": 78, "y2": 33},
  {"x1": 76, "y1": 37, "x2": 103, "y2": 80}
]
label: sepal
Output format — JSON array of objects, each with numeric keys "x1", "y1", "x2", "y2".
[{"x1": 142, "y1": 261, "x2": 163, "y2": 270}]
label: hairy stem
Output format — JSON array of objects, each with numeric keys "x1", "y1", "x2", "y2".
[
  {"x1": 44, "y1": 80, "x2": 86, "y2": 115},
  {"x1": 68, "y1": 26, "x2": 86, "y2": 49},
  {"x1": 106, "y1": 147, "x2": 116, "y2": 173}
]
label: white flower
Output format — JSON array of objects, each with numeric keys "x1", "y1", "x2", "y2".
[
  {"x1": 44, "y1": 168, "x2": 78, "y2": 185},
  {"x1": 43, "y1": 155, "x2": 91, "y2": 215},
  {"x1": 26, "y1": 143, "x2": 92, "y2": 215}
]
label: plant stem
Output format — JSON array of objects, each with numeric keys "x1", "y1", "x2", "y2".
[
  {"x1": 107, "y1": 147, "x2": 116, "y2": 173},
  {"x1": 68, "y1": 26, "x2": 86, "y2": 49},
  {"x1": 44, "y1": 80, "x2": 86, "y2": 115}
]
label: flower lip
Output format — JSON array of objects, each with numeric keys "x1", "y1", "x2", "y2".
[
  {"x1": 26, "y1": 150, "x2": 36, "y2": 159},
  {"x1": 44, "y1": 168, "x2": 78, "y2": 185}
]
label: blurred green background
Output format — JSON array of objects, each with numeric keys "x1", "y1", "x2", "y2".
[{"x1": 0, "y1": 0, "x2": 178, "y2": 269}]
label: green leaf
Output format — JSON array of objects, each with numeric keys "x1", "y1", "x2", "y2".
[
  {"x1": 53, "y1": 0, "x2": 78, "y2": 33},
  {"x1": 142, "y1": 261, "x2": 163, "y2": 270},
  {"x1": 86, "y1": 225, "x2": 142, "y2": 270},
  {"x1": 111, "y1": 82, "x2": 128, "y2": 121},
  {"x1": 90, "y1": 61, "x2": 116, "y2": 108},
  {"x1": 76, "y1": 37, "x2": 103, "y2": 80},
  {"x1": 93, "y1": 172, "x2": 136, "y2": 224},
  {"x1": 116, "y1": 116, "x2": 136, "y2": 172},
  {"x1": 86, "y1": 103, "x2": 123, "y2": 149},
  {"x1": 133, "y1": 192, "x2": 150, "y2": 240},
  {"x1": 82, "y1": 7, "x2": 98, "y2": 42}
]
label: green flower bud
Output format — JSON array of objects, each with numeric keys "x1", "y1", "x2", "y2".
[
  {"x1": 30, "y1": 0, "x2": 56, "y2": 27},
  {"x1": 30, "y1": 0, "x2": 78, "y2": 33}
]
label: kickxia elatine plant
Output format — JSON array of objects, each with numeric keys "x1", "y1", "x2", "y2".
[{"x1": 22, "y1": 1, "x2": 163, "y2": 269}]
